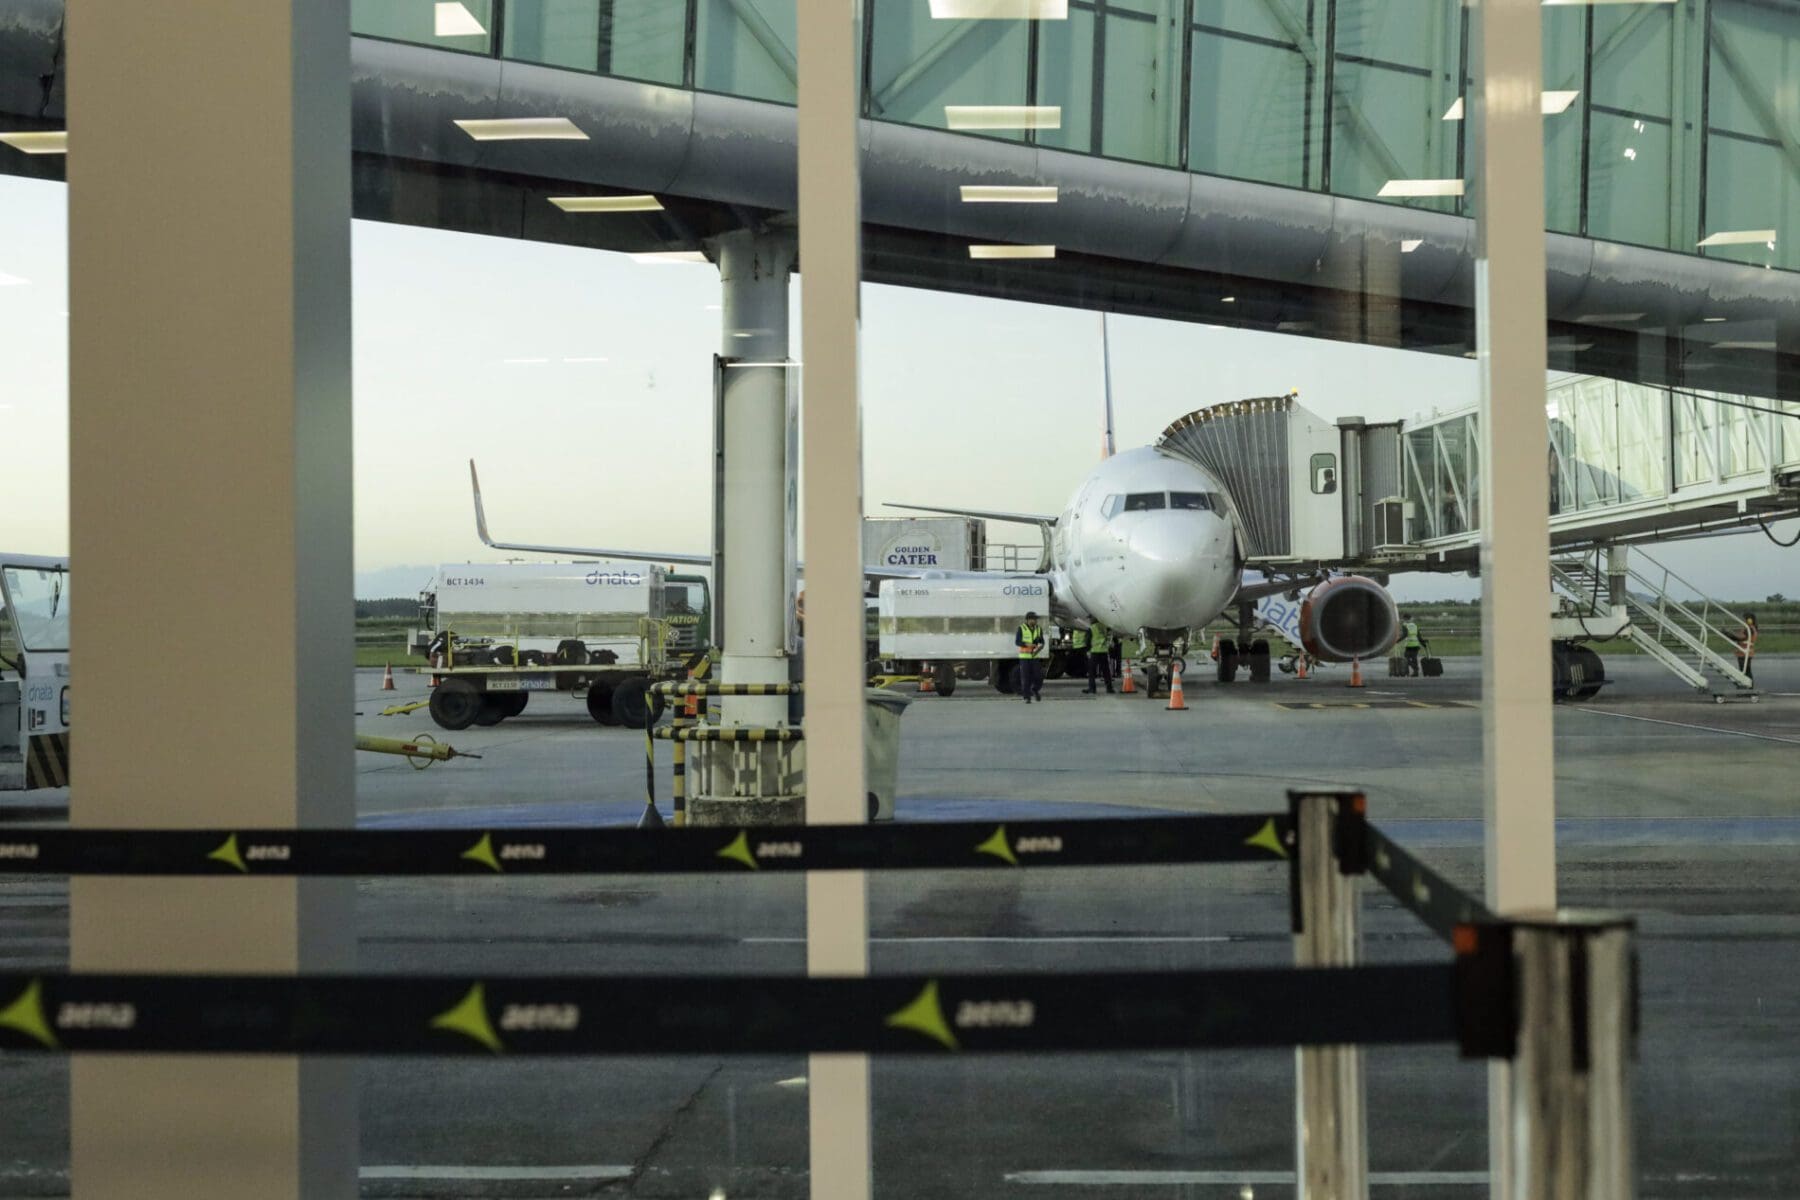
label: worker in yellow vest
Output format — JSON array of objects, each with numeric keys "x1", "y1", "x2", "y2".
[
  {"x1": 1016, "y1": 611, "x2": 1047, "y2": 704},
  {"x1": 1068, "y1": 624, "x2": 1089, "y2": 682},
  {"x1": 1084, "y1": 622, "x2": 1115, "y2": 694}
]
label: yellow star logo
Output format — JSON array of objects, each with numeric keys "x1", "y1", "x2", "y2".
[
  {"x1": 716, "y1": 831, "x2": 758, "y2": 871},
  {"x1": 207, "y1": 834, "x2": 248, "y2": 873},
  {"x1": 430, "y1": 984, "x2": 503, "y2": 1053},
  {"x1": 1244, "y1": 818, "x2": 1288, "y2": 859},
  {"x1": 885, "y1": 981, "x2": 958, "y2": 1051},
  {"x1": 461, "y1": 833, "x2": 503, "y2": 873},
  {"x1": 0, "y1": 979, "x2": 58, "y2": 1049},
  {"x1": 974, "y1": 826, "x2": 1018, "y2": 866}
]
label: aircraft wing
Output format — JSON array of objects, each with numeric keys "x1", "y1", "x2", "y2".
[
  {"x1": 470, "y1": 461, "x2": 711, "y2": 567},
  {"x1": 883, "y1": 502, "x2": 1057, "y2": 529},
  {"x1": 1230, "y1": 570, "x2": 1324, "y2": 605}
]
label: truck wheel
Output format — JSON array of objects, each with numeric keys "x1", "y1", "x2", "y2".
[
  {"x1": 1570, "y1": 645, "x2": 1605, "y2": 700},
  {"x1": 933, "y1": 662, "x2": 957, "y2": 696},
  {"x1": 1045, "y1": 651, "x2": 1068, "y2": 681},
  {"x1": 587, "y1": 681, "x2": 620, "y2": 726},
  {"x1": 428, "y1": 678, "x2": 482, "y2": 731},
  {"x1": 499, "y1": 692, "x2": 529, "y2": 717},
  {"x1": 611, "y1": 676, "x2": 665, "y2": 730},
  {"x1": 474, "y1": 696, "x2": 508, "y2": 726},
  {"x1": 991, "y1": 660, "x2": 1019, "y2": 694}
]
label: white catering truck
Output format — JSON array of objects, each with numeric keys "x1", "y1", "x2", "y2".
[
  {"x1": 413, "y1": 562, "x2": 711, "y2": 731},
  {"x1": 876, "y1": 575, "x2": 1053, "y2": 696},
  {"x1": 862, "y1": 517, "x2": 984, "y2": 573},
  {"x1": 0, "y1": 554, "x2": 70, "y2": 791}
]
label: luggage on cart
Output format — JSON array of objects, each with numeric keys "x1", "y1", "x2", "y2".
[{"x1": 1421, "y1": 656, "x2": 1443, "y2": 677}]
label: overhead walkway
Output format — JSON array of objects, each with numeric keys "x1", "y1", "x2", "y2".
[{"x1": 2, "y1": 0, "x2": 1798, "y2": 395}]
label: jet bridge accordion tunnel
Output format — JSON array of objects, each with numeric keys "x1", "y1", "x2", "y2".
[{"x1": 0, "y1": 793, "x2": 1637, "y2": 1200}]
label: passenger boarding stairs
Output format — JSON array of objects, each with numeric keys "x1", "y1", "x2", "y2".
[{"x1": 1550, "y1": 548, "x2": 1755, "y2": 697}]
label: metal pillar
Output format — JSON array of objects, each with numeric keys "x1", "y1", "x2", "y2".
[
  {"x1": 66, "y1": 1, "x2": 355, "y2": 1197},
  {"x1": 1508, "y1": 913, "x2": 1637, "y2": 1200},
  {"x1": 798, "y1": 0, "x2": 871, "y2": 1195},
  {"x1": 1292, "y1": 794, "x2": 1368, "y2": 1200},
  {"x1": 716, "y1": 228, "x2": 798, "y2": 736}
]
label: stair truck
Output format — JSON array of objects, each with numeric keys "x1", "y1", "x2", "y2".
[
  {"x1": 413, "y1": 562, "x2": 711, "y2": 731},
  {"x1": 0, "y1": 554, "x2": 70, "y2": 791},
  {"x1": 876, "y1": 575, "x2": 1065, "y2": 695}
]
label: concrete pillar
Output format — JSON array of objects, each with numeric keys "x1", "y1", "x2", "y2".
[
  {"x1": 66, "y1": 1, "x2": 355, "y2": 1197},
  {"x1": 716, "y1": 228, "x2": 797, "y2": 733}
]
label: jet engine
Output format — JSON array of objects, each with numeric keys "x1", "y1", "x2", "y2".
[{"x1": 1298, "y1": 576, "x2": 1400, "y2": 663}]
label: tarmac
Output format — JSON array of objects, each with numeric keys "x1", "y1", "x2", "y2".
[{"x1": 0, "y1": 656, "x2": 1796, "y2": 1197}]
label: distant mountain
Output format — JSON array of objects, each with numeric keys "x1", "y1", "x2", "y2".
[{"x1": 355, "y1": 564, "x2": 437, "y2": 601}]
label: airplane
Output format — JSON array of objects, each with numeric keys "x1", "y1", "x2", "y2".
[{"x1": 469, "y1": 320, "x2": 1400, "y2": 692}]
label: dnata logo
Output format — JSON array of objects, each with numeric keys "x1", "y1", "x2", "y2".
[
  {"x1": 586, "y1": 570, "x2": 644, "y2": 586},
  {"x1": 886, "y1": 542, "x2": 940, "y2": 567},
  {"x1": 24, "y1": 684, "x2": 54, "y2": 704},
  {"x1": 443, "y1": 576, "x2": 486, "y2": 587},
  {"x1": 56, "y1": 1002, "x2": 137, "y2": 1031},
  {"x1": 1002, "y1": 584, "x2": 1046, "y2": 597}
]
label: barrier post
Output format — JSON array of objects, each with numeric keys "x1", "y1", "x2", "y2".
[
  {"x1": 1507, "y1": 913, "x2": 1636, "y2": 1200},
  {"x1": 1292, "y1": 792, "x2": 1368, "y2": 1200}
]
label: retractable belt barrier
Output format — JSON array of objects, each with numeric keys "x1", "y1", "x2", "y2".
[
  {"x1": 0, "y1": 964, "x2": 1455, "y2": 1056},
  {"x1": 0, "y1": 814, "x2": 1291, "y2": 876}
]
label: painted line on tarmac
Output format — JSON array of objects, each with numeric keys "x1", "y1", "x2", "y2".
[
  {"x1": 1006, "y1": 1169, "x2": 1485, "y2": 1186},
  {"x1": 743, "y1": 935, "x2": 1240, "y2": 946},
  {"x1": 1572, "y1": 707, "x2": 1800, "y2": 746},
  {"x1": 360, "y1": 1165, "x2": 633, "y2": 1182}
]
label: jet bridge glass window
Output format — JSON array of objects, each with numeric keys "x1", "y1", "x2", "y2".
[
  {"x1": 1123, "y1": 492, "x2": 1167, "y2": 512},
  {"x1": 1169, "y1": 492, "x2": 1220, "y2": 511},
  {"x1": 1311, "y1": 454, "x2": 1338, "y2": 494}
]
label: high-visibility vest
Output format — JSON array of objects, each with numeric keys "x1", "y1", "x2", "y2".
[
  {"x1": 1018, "y1": 624, "x2": 1044, "y2": 658},
  {"x1": 1070, "y1": 628, "x2": 1089, "y2": 650},
  {"x1": 1402, "y1": 621, "x2": 1422, "y2": 649},
  {"x1": 1089, "y1": 624, "x2": 1110, "y2": 653}
]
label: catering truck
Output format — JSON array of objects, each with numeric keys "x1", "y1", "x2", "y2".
[
  {"x1": 412, "y1": 562, "x2": 710, "y2": 731},
  {"x1": 0, "y1": 554, "x2": 70, "y2": 791},
  {"x1": 862, "y1": 517, "x2": 984, "y2": 573},
  {"x1": 876, "y1": 575, "x2": 1060, "y2": 696}
]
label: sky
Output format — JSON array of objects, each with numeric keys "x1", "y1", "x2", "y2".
[{"x1": 3, "y1": 174, "x2": 1796, "y2": 603}]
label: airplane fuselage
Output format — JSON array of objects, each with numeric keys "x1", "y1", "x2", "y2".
[{"x1": 1045, "y1": 447, "x2": 1241, "y2": 643}]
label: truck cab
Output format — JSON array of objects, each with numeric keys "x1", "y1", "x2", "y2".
[{"x1": 0, "y1": 554, "x2": 71, "y2": 791}]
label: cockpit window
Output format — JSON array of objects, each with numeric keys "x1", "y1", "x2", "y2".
[
  {"x1": 1123, "y1": 492, "x2": 1166, "y2": 512},
  {"x1": 1170, "y1": 491, "x2": 1219, "y2": 512},
  {"x1": 1100, "y1": 494, "x2": 1123, "y2": 519}
]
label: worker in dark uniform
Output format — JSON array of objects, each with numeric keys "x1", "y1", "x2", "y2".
[
  {"x1": 1068, "y1": 623, "x2": 1089, "y2": 684},
  {"x1": 1016, "y1": 611, "x2": 1047, "y2": 704},
  {"x1": 1400, "y1": 614, "x2": 1423, "y2": 676},
  {"x1": 1733, "y1": 612, "x2": 1758, "y2": 681},
  {"x1": 1084, "y1": 622, "x2": 1115, "y2": 693}
]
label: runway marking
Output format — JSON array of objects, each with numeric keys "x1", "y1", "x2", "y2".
[
  {"x1": 360, "y1": 1165, "x2": 633, "y2": 1182},
  {"x1": 1273, "y1": 700, "x2": 1470, "y2": 711},
  {"x1": 742, "y1": 935, "x2": 1238, "y2": 945},
  {"x1": 1006, "y1": 1169, "x2": 1486, "y2": 1186},
  {"x1": 1572, "y1": 707, "x2": 1800, "y2": 746}
]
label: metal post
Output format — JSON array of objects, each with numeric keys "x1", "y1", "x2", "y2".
[
  {"x1": 1293, "y1": 794, "x2": 1368, "y2": 1200},
  {"x1": 1508, "y1": 913, "x2": 1636, "y2": 1200}
]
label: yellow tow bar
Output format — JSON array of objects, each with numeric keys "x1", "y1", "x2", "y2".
[
  {"x1": 379, "y1": 700, "x2": 430, "y2": 717},
  {"x1": 354, "y1": 733, "x2": 481, "y2": 770}
]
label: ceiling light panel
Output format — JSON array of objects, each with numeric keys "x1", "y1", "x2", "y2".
[
  {"x1": 455, "y1": 117, "x2": 587, "y2": 141},
  {"x1": 969, "y1": 244, "x2": 1056, "y2": 259},
  {"x1": 631, "y1": 250, "x2": 710, "y2": 264},
  {"x1": 930, "y1": 0, "x2": 1067, "y2": 14},
  {"x1": 0, "y1": 131, "x2": 67, "y2": 155},
  {"x1": 435, "y1": 1, "x2": 487, "y2": 36},
  {"x1": 946, "y1": 105, "x2": 1061, "y2": 130},
  {"x1": 1401, "y1": 239, "x2": 1423, "y2": 253},
  {"x1": 960, "y1": 185, "x2": 1058, "y2": 203},
  {"x1": 1442, "y1": 91, "x2": 1579, "y2": 121},
  {"x1": 550, "y1": 195, "x2": 664, "y2": 213},
  {"x1": 1697, "y1": 229, "x2": 1777, "y2": 247},
  {"x1": 1379, "y1": 179, "x2": 1464, "y2": 198}
]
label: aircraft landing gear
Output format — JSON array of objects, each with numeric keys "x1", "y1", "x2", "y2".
[
  {"x1": 1552, "y1": 642, "x2": 1606, "y2": 701},
  {"x1": 1215, "y1": 638, "x2": 1238, "y2": 683}
]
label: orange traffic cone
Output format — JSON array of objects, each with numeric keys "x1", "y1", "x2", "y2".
[
  {"x1": 1209, "y1": 633, "x2": 1220, "y2": 662},
  {"x1": 1296, "y1": 654, "x2": 1310, "y2": 681},
  {"x1": 684, "y1": 668, "x2": 699, "y2": 719},
  {"x1": 381, "y1": 663, "x2": 396, "y2": 691},
  {"x1": 1166, "y1": 662, "x2": 1188, "y2": 710},
  {"x1": 1347, "y1": 657, "x2": 1365, "y2": 689},
  {"x1": 1120, "y1": 662, "x2": 1136, "y2": 694},
  {"x1": 919, "y1": 665, "x2": 935, "y2": 694}
]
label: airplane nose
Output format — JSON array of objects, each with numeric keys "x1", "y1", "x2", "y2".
[{"x1": 1124, "y1": 513, "x2": 1232, "y2": 625}]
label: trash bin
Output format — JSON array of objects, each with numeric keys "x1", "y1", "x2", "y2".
[{"x1": 864, "y1": 687, "x2": 911, "y2": 821}]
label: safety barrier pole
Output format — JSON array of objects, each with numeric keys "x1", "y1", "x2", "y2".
[
  {"x1": 1292, "y1": 792, "x2": 1369, "y2": 1200},
  {"x1": 1507, "y1": 913, "x2": 1636, "y2": 1200}
]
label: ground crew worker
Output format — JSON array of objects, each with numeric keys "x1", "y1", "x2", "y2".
[
  {"x1": 1733, "y1": 612, "x2": 1758, "y2": 680},
  {"x1": 1068, "y1": 623, "x2": 1089, "y2": 682},
  {"x1": 1016, "y1": 611, "x2": 1047, "y2": 704},
  {"x1": 1085, "y1": 622, "x2": 1115, "y2": 693},
  {"x1": 1401, "y1": 614, "x2": 1424, "y2": 677}
]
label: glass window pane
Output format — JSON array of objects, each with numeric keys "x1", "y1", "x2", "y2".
[
  {"x1": 503, "y1": 0, "x2": 686, "y2": 84},
  {"x1": 352, "y1": 0, "x2": 495, "y2": 52},
  {"x1": 1037, "y1": 5, "x2": 1097, "y2": 154},
  {"x1": 1587, "y1": 110, "x2": 1673, "y2": 250},
  {"x1": 696, "y1": 0, "x2": 797, "y2": 103},
  {"x1": 1123, "y1": 491, "x2": 1166, "y2": 511},
  {"x1": 607, "y1": 0, "x2": 688, "y2": 83},
  {"x1": 1099, "y1": 10, "x2": 1178, "y2": 165},
  {"x1": 1542, "y1": 5, "x2": 1585, "y2": 234},
  {"x1": 505, "y1": 0, "x2": 600, "y2": 71},
  {"x1": 1591, "y1": 4, "x2": 1674, "y2": 121},
  {"x1": 1330, "y1": 62, "x2": 1459, "y2": 209},
  {"x1": 1190, "y1": 32, "x2": 1313, "y2": 187},
  {"x1": 869, "y1": 5, "x2": 1030, "y2": 129}
]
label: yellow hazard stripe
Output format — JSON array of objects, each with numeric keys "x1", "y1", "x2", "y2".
[{"x1": 25, "y1": 733, "x2": 70, "y2": 789}]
